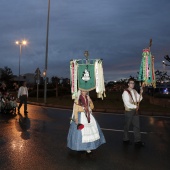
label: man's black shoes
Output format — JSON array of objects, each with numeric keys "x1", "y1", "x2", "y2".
[
  {"x1": 123, "y1": 140, "x2": 132, "y2": 145},
  {"x1": 123, "y1": 140, "x2": 145, "y2": 147},
  {"x1": 135, "y1": 141, "x2": 145, "y2": 147}
]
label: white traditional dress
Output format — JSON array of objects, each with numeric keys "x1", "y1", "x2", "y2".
[{"x1": 67, "y1": 94, "x2": 106, "y2": 151}]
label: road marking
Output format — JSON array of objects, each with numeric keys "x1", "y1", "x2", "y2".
[
  {"x1": 29, "y1": 104, "x2": 170, "y2": 119},
  {"x1": 96, "y1": 112, "x2": 170, "y2": 119},
  {"x1": 42, "y1": 106, "x2": 71, "y2": 111},
  {"x1": 101, "y1": 128, "x2": 153, "y2": 134}
]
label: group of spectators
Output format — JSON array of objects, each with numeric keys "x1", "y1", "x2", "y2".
[{"x1": 0, "y1": 82, "x2": 18, "y2": 114}]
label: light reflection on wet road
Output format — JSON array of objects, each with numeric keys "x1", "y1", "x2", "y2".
[{"x1": 0, "y1": 104, "x2": 170, "y2": 170}]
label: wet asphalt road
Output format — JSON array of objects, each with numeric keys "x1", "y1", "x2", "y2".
[{"x1": 0, "y1": 104, "x2": 170, "y2": 170}]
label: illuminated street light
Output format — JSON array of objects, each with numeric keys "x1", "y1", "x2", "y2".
[
  {"x1": 163, "y1": 55, "x2": 170, "y2": 66},
  {"x1": 162, "y1": 61, "x2": 170, "y2": 66},
  {"x1": 22, "y1": 40, "x2": 27, "y2": 45},
  {"x1": 15, "y1": 40, "x2": 28, "y2": 82},
  {"x1": 43, "y1": 69, "x2": 46, "y2": 80},
  {"x1": 15, "y1": 40, "x2": 27, "y2": 46}
]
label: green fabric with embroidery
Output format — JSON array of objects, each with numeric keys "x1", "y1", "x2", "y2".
[
  {"x1": 78, "y1": 64, "x2": 95, "y2": 91},
  {"x1": 138, "y1": 50, "x2": 156, "y2": 87}
]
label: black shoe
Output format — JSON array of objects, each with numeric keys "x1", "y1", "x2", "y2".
[
  {"x1": 86, "y1": 151, "x2": 94, "y2": 158},
  {"x1": 123, "y1": 140, "x2": 132, "y2": 145},
  {"x1": 135, "y1": 141, "x2": 145, "y2": 147}
]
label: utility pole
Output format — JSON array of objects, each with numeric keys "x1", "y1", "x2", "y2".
[
  {"x1": 44, "y1": 0, "x2": 51, "y2": 104},
  {"x1": 35, "y1": 68, "x2": 41, "y2": 101}
]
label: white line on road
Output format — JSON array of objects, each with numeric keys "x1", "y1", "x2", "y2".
[
  {"x1": 101, "y1": 128, "x2": 153, "y2": 134},
  {"x1": 96, "y1": 112, "x2": 170, "y2": 119},
  {"x1": 29, "y1": 104, "x2": 170, "y2": 119}
]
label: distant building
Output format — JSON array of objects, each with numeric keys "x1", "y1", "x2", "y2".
[
  {"x1": 12, "y1": 73, "x2": 35, "y2": 84},
  {"x1": 12, "y1": 75, "x2": 27, "y2": 84},
  {"x1": 12, "y1": 72, "x2": 49, "y2": 85},
  {"x1": 23, "y1": 73, "x2": 35, "y2": 84}
]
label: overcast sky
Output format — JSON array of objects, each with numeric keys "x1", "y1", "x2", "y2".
[{"x1": 0, "y1": 0, "x2": 170, "y2": 81}]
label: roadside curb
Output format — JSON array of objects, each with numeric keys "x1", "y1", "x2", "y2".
[{"x1": 27, "y1": 101, "x2": 170, "y2": 117}]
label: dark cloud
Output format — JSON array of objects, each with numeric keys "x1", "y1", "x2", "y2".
[{"x1": 0, "y1": 0, "x2": 170, "y2": 81}]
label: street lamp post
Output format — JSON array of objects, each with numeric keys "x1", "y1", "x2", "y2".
[
  {"x1": 44, "y1": 0, "x2": 51, "y2": 104},
  {"x1": 162, "y1": 61, "x2": 166, "y2": 73},
  {"x1": 162, "y1": 60, "x2": 170, "y2": 67},
  {"x1": 162, "y1": 60, "x2": 170, "y2": 83},
  {"x1": 162, "y1": 60, "x2": 170, "y2": 76},
  {"x1": 163, "y1": 55, "x2": 170, "y2": 67},
  {"x1": 16, "y1": 40, "x2": 27, "y2": 82}
]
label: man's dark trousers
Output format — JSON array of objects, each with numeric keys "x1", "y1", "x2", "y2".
[
  {"x1": 18, "y1": 95, "x2": 27, "y2": 113},
  {"x1": 123, "y1": 110, "x2": 141, "y2": 142}
]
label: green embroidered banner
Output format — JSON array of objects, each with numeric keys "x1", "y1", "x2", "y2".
[
  {"x1": 138, "y1": 49, "x2": 156, "y2": 88},
  {"x1": 78, "y1": 64, "x2": 95, "y2": 91}
]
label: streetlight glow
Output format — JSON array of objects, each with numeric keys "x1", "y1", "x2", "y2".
[
  {"x1": 22, "y1": 40, "x2": 27, "y2": 45},
  {"x1": 15, "y1": 40, "x2": 28, "y2": 46},
  {"x1": 43, "y1": 70, "x2": 46, "y2": 77}
]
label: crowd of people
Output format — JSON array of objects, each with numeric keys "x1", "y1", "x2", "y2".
[
  {"x1": 0, "y1": 82, "x2": 18, "y2": 114},
  {"x1": 0, "y1": 81, "x2": 29, "y2": 116}
]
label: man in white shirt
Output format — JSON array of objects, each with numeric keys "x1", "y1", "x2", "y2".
[
  {"x1": 122, "y1": 78, "x2": 144, "y2": 147},
  {"x1": 18, "y1": 81, "x2": 28, "y2": 115}
]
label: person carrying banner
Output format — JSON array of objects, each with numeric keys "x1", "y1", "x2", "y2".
[
  {"x1": 122, "y1": 78, "x2": 145, "y2": 147},
  {"x1": 67, "y1": 90, "x2": 106, "y2": 154}
]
